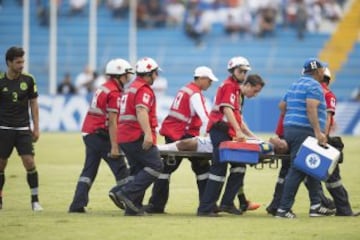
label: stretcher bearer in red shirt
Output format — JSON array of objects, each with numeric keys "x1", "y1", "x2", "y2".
[
  {"x1": 69, "y1": 58, "x2": 133, "y2": 213},
  {"x1": 145, "y1": 66, "x2": 218, "y2": 213},
  {"x1": 197, "y1": 56, "x2": 251, "y2": 216},
  {"x1": 109, "y1": 57, "x2": 164, "y2": 216},
  {"x1": 318, "y1": 68, "x2": 359, "y2": 216}
]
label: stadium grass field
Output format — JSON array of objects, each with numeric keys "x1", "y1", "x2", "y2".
[{"x1": 0, "y1": 133, "x2": 359, "y2": 240}]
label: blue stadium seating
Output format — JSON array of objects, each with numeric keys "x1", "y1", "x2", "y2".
[{"x1": 0, "y1": 0, "x2": 358, "y2": 100}]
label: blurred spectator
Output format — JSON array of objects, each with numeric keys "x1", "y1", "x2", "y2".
[
  {"x1": 93, "y1": 70, "x2": 107, "y2": 90},
  {"x1": 351, "y1": 86, "x2": 360, "y2": 101},
  {"x1": 295, "y1": 0, "x2": 307, "y2": 40},
  {"x1": 184, "y1": 2, "x2": 210, "y2": 47},
  {"x1": 57, "y1": 73, "x2": 76, "y2": 95},
  {"x1": 75, "y1": 65, "x2": 94, "y2": 95},
  {"x1": 36, "y1": 0, "x2": 49, "y2": 26},
  {"x1": 151, "y1": 75, "x2": 168, "y2": 97},
  {"x1": 307, "y1": 1, "x2": 322, "y2": 32},
  {"x1": 285, "y1": 0, "x2": 298, "y2": 28},
  {"x1": 107, "y1": 0, "x2": 129, "y2": 19},
  {"x1": 323, "y1": 0, "x2": 343, "y2": 22},
  {"x1": 137, "y1": 0, "x2": 167, "y2": 28},
  {"x1": 336, "y1": 0, "x2": 347, "y2": 8},
  {"x1": 69, "y1": 0, "x2": 88, "y2": 16},
  {"x1": 224, "y1": 4, "x2": 253, "y2": 39},
  {"x1": 256, "y1": 4, "x2": 277, "y2": 38},
  {"x1": 36, "y1": 0, "x2": 61, "y2": 27},
  {"x1": 165, "y1": 0, "x2": 185, "y2": 27}
]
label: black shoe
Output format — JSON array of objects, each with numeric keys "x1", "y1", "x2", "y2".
[
  {"x1": 143, "y1": 204, "x2": 166, "y2": 214},
  {"x1": 125, "y1": 209, "x2": 147, "y2": 216},
  {"x1": 197, "y1": 211, "x2": 221, "y2": 217},
  {"x1": 109, "y1": 190, "x2": 140, "y2": 213},
  {"x1": 335, "y1": 211, "x2": 360, "y2": 217},
  {"x1": 275, "y1": 210, "x2": 296, "y2": 219},
  {"x1": 320, "y1": 197, "x2": 336, "y2": 211},
  {"x1": 266, "y1": 206, "x2": 277, "y2": 216},
  {"x1": 309, "y1": 206, "x2": 335, "y2": 217},
  {"x1": 109, "y1": 191, "x2": 125, "y2": 210},
  {"x1": 213, "y1": 205, "x2": 221, "y2": 213},
  {"x1": 240, "y1": 202, "x2": 248, "y2": 212},
  {"x1": 69, "y1": 207, "x2": 86, "y2": 213},
  {"x1": 219, "y1": 205, "x2": 242, "y2": 215}
]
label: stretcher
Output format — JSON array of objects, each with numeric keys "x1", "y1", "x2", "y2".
[{"x1": 159, "y1": 150, "x2": 290, "y2": 169}]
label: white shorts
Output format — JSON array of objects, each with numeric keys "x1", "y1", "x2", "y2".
[
  {"x1": 196, "y1": 136, "x2": 213, "y2": 153},
  {"x1": 195, "y1": 137, "x2": 266, "y2": 153}
]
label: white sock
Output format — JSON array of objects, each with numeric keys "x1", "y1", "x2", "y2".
[
  {"x1": 166, "y1": 142, "x2": 179, "y2": 151},
  {"x1": 157, "y1": 142, "x2": 178, "y2": 151},
  {"x1": 310, "y1": 204, "x2": 320, "y2": 210}
]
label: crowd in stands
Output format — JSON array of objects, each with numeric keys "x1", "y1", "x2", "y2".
[
  {"x1": 14, "y1": 0, "x2": 346, "y2": 45},
  {"x1": 56, "y1": 66, "x2": 169, "y2": 97},
  {"x1": 57, "y1": 65, "x2": 107, "y2": 95}
]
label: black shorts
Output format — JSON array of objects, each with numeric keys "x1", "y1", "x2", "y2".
[{"x1": 0, "y1": 129, "x2": 35, "y2": 159}]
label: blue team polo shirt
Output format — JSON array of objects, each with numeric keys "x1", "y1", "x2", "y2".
[{"x1": 283, "y1": 75, "x2": 326, "y2": 131}]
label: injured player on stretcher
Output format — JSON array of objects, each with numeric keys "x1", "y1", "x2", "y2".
[{"x1": 157, "y1": 135, "x2": 288, "y2": 155}]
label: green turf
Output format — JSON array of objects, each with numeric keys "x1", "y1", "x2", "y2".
[{"x1": 0, "y1": 133, "x2": 359, "y2": 240}]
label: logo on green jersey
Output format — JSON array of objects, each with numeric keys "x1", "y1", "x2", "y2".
[{"x1": 20, "y1": 82, "x2": 28, "y2": 91}]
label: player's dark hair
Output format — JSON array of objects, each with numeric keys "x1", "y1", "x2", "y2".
[
  {"x1": 5, "y1": 46, "x2": 25, "y2": 64},
  {"x1": 323, "y1": 76, "x2": 331, "y2": 85},
  {"x1": 244, "y1": 74, "x2": 265, "y2": 87}
]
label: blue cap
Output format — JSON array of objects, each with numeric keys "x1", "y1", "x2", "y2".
[{"x1": 303, "y1": 58, "x2": 328, "y2": 73}]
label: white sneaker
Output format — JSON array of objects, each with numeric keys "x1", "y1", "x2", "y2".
[{"x1": 32, "y1": 202, "x2": 44, "y2": 212}]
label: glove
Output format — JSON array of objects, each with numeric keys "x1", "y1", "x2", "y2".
[
  {"x1": 327, "y1": 136, "x2": 344, "y2": 151},
  {"x1": 327, "y1": 136, "x2": 344, "y2": 163}
]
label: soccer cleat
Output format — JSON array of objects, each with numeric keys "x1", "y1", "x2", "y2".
[
  {"x1": 219, "y1": 205, "x2": 243, "y2": 215},
  {"x1": 309, "y1": 206, "x2": 335, "y2": 217},
  {"x1": 31, "y1": 202, "x2": 43, "y2": 212},
  {"x1": 246, "y1": 201, "x2": 261, "y2": 211},
  {"x1": 275, "y1": 210, "x2": 296, "y2": 219}
]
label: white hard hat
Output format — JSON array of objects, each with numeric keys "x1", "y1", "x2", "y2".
[
  {"x1": 227, "y1": 56, "x2": 251, "y2": 71},
  {"x1": 324, "y1": 67, "x2": 331, "y2": 80},
  {"x1": 105, "y1": 58, "x2": 134, "y2": 75},
  {"x1": 194, "y1": 66, "x2": 218, "y2": 81},
  {"x1": 135, "y1": 57, "x2": 161, "y2": 74}
]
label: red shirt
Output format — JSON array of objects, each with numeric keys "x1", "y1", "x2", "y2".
[
  {"x1": 118, "y1": 77, "x2": 158, "y2": 143},
  {"x1": 321, "y1": 82, "x2": 336, "y2": 127},
  {"x1": 82, "y1": 79, "x2": 122, "y2": 134},
  {"x1": 207, "y1": 76, "x2": 242, "y2": 137},
  {"x1": 275, "y1": 114, "x2": 285, "y2": 137},
  {"x1": 159, "y1": 82, "x2": 207, "y2": 140}
]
